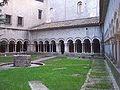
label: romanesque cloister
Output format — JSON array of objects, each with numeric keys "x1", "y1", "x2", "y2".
[{"x1": 0, "y1": 38, "x2": 100, "y2": 54}]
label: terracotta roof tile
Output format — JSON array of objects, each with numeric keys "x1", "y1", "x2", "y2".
[{"x1": 31, "y1": 17, "x2": 99, "y2": 30}]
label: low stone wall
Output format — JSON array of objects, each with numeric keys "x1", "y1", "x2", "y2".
[
  {"x1": 105, "y1": 55, "x2": 120, "y2": 89},
  {"x1": 14, "y1": 55, "x2": 31, "y2": 67}
]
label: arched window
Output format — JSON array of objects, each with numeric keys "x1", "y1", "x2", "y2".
[{"x1": 77, "y1": 1, "x2": 82, "y2": 14}]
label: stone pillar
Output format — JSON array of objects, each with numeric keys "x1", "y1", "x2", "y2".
[
  {"x1": 38, "y1": 44, "x2": 40, "y2": 52},
  {"x1": 21, "y1": 44, "x2": 23, "y2": 52},
  {"x1": 39, "y1": 44, "x2": 41, "y2": 52},
  {"x1": 56, "y1": 43, "x2": 59, "y2": 53},
  {"x1": 15, "y1": 44, "x2": 16, "y2": 52},
  {"x1": 7, "y1": 44, "x2": 9, "y2": 52},
  {"x1": 32, "y1": 44, "x2": 35, "y2": 52},
  {"x1": 82, "y1": 43, "x2": 84, "y2": 53},
  {"x1": 117, "y1": 40, "x2": 120, "y2": 67},
  {"x1": 113, "y1": 43, "x2": 116, "y2": 61},
  {"x1": 74, "y1": 43, "x2": 76, "y2": 53},
  {"x1": 49, "y1": 44, "x2": 52, "y2": 52},
  {"x1": 91, "y1": 43, "x2": 93, "y2": 54},
  {"x1": 65, "y1": 43, "x2": 68, "y2": 53}
]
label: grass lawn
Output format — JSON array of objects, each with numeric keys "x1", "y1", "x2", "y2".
[
  {"x1": 0, "y1": 54, "x2": 39, "y2": 63},
  {"x1": 0, "y1": 57, "x2": 92, "y2": 90}
]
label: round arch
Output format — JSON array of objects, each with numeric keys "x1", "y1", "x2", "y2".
[
  {"x1": 34, "y1": 41, "x2": 38, "y2": 52},
  {"x1": 39, "y1": 41, "x2": 43, "y2": 52},
  {"x1": 9, "y1": 41, "x2": 15, "y2": 52},
  {"x1": 16, "y1": 41, "x2": 22, "y2": 52},
  {"x1": 92, "y1": 39, "x2": 100, "y2": 53},
  {"x1": 45, "y1": 41, "x2": 50, "y2": 52},
  {"x1": 75, "y1": 39, "x2": 82, "y2": 53},
  {"x1": 83, "y1": 39, "x2": 91, "y2": 53},
  {"x1": 67, "y1": 40, "x2": 74, "y2": 52},
  {"x1": 0, "y1": 40, "x2": 8, "y2": 53},
  {"x1": 59, "y1": 40, "x2": 65, "y2": 54},
  {"x1": 51, "y1": 40, "x2": 56, "y2": 52}
]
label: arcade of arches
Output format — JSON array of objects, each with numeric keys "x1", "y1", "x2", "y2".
[{"x1": 0, "y1": 39, "x2": 101, "y2": 54}]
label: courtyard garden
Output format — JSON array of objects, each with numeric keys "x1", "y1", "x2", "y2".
[
  {"x1": 0, "y1": 56, "x2": 116, "y2": 90},
  {"x1": 0, "y1": 54, "x2": 39, "y2": 63}
]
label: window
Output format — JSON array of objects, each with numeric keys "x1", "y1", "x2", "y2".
[
  {"x1": 38, "y1": 10, "x2": 42, "y2": 19},
  {"x1": 77, "y1": 1, "x2": 82, "y2": 14},
  {"x1": 17, "y1": 16, "x2": 23, "y2": 26},
  {"x1": 5, "y1": 14, "x2": 12, "y2": 25},
  {"x1": 36, "y1": 0, "x2": 44, "y2": 2}
]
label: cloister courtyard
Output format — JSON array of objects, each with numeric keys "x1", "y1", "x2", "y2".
[{"x1": 0, "y1": 54, "x2": 119, "y2": 90}]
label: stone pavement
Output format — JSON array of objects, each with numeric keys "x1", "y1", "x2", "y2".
[
  {"x1": 32, "y1": 56, "x2": 56, "y2": 63},
  {"x1": 29, "y1": 81, "x2": 49, "y2": 90}
]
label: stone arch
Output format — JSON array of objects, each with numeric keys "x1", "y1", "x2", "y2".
[
  {"x1": 23, "y1": 41, "x2": 29, "y2": 52},
  {"x1": 34, "y1": 41, "x2": 38, "y2": 52},
  {"x1": 16, "y1": 41, "x2": 22, "y2": 52},
  {"x1": 51, "y1": 40, "x2": 56, "y2": 52},
  {"x1": 44, "y1": 39, "x2": 50, "y2": 44},
  {"x1": 23, "y1": 39, "x2": 31, "y2": 44},
  {"x1": 57, "y1": 38, "x2": 65, "y2": 43},
  {"x1": 16, "y1": 39, "x2": 23, "y2": 44},
  {"x1": 0, "y1": 38, "x2": 9, "y2": 42},
  {"x1": 9, "y1": 41, "x2": 15, "y2": 52},
  {"x1": 75, "y1": 37, "x2": 82, "y2": 42},
  {"x1": 50, "y1": 38, "x2": 57, "y2": 43},
  {"x1": 83, "y1": 39, "x2": 91, "y2": 53},
  {"x1": 32, "y1": 39, "x2": 38, "y2": 44},
  {"x1": 59, "y1": 40, "x2": 65, "y2": 54},
  {"x1": 66, "y1": 37, "x2": 74, "y2": 43},
  {"x1": 0, "y1": 40, "x2": 8, "y2": 53},
  {"x1": 92, "y1": 36, "x2": 101, "y2": 42},
  {"x1": 9, "y1": 38, "x2": 16, "y2": 43},
  {"x1": 67, "y1": 40, "x2": 74, "y2": 52},
  {"x1": 75, "y1": 39, "x2": 82, "y2": 53},
  {"x1": 82, "y1": 36, "x2": 92, "y2": 43},
  {"x1": 39, "y1": 41, "x2": 43, "y2": 52},
  {"x1": 92, "y1": 39, "x2": 100, "y2": 53},
  {"x1": 45, "y1": 41, "x2": 50, "y2": 52}
]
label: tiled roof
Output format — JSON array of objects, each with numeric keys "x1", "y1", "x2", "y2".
[{"x1": 31, "y1": 17, "x2": 99, "y2": 30}]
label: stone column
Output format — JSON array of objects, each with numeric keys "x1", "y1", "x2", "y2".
[
  {"x1": 21, "y1": 44, "x2": 23, "y2": 52},
  {"x1": 74, "y1": 43, "x2": 76, "y2": 53},
  {"x1": 113, "y1": 43, "x2": 116, "y2": 62},
  {"x1": 82, "y1": 43, "x2": 84, "y2": 53},
  {"x1": 14, "y1": 44, "x2": 16, "y2": 52},
  {"x1": 65, "y1": 43, "x2": 68, "y2": 53},
  {"x1": 91, "y1": 43, "x2": 93, "y2": 54},
  {"x1": 117, "y1": 40, "x2": 120, "y2": 67},
  {"x1": 56, "y1": 43, "x2": 60, "y2": 53},
  {"x1": 49, "y1": 44, "x2": 52, "y2": 52},
  {"x1": 43, "y1": 44, "x2": 45, "y2": 53},
  {"x1": 32, "y1": 44, "x2": 35, "y2": 52},
  {"x1": 7, "y1": 44, "x2": 9, "y2": 52}
]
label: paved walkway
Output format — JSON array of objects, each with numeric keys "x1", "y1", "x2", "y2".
[
  {"x1": 32, "y1": 56, "x2": 56, "y2": 63},
  {"x1": 29, "y1": 81, "x2": 49, "y2": 90}
]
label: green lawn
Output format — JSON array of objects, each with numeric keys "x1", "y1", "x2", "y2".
[
  {"x1": 0, "y1": 54, "x2": 39, "y2": 63},
  {"x1": 0, "y1": 57, "x2": 92, "y2": 90},
  {"x1": 0, "y1": 56, "x2": 14, "y2": 63}
]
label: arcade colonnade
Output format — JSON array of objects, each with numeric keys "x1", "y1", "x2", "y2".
[{"x1": 0, "y1": 38, "x2": 101, "y2": 54}]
